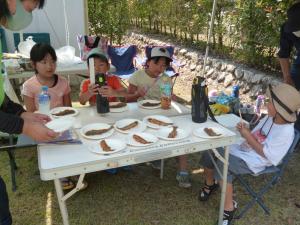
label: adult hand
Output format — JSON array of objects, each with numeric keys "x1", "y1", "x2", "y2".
[
  {"x1": 21, "y1": 112, "x2": 51, "y2": 124},
  {"x1": 22, "y1": 121, "x2": 59, "y2": 142},
  {"x1": 236, "y1": 122, "x2": 251, "y2": 138},
  {"x1": 98, "y1": 85, "x2": 115, "y2": 97}
]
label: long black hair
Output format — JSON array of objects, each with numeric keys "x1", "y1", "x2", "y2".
[{"x1": 0, "y1": 0, "x2": 11, "y2": 21}]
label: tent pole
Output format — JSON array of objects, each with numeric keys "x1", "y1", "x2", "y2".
[
  {"x1": 83, "y1": 0, "x2": 89, "y2": 35},
  {"x1": 201, "y1": 0, "x2": 218, "y2": 77}
]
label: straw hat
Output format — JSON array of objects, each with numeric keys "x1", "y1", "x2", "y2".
[
  {"x1": 266, "y1": 83, "x2": 300, "y2": 122},
  {"x1": 150, "y1": 47, "x2": 173, "y2": 61}
]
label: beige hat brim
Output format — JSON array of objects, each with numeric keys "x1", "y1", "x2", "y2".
[{"x1": 266, "y1": 88, "x2": 297, "y2": 122}]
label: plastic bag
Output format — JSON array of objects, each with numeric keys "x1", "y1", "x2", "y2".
[
  {"x1": 18, "y1": 36, "x2": 36, "y2": 58},
  {"x1": 55, "y1": 45, "x2": 81, "y2": 67}
]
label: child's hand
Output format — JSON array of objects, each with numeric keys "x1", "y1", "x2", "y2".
[
  {"x1": 88, "y1": 84, "x2": 99, "y2": 96},
  {"x1": 236, "y1": 122, "x2": 251, "y2": 138},
  {"x1": 137, "y1": 86, "x2": 147, "y2": 97},
  {"x1": 98, "y1": 86, "x2": 115, "y2": 97}
]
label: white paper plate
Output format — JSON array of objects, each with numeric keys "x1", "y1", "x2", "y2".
[
  {"x1": 143, "y1": 115, "x2": 173, "y2": 129},
  {"x1": 157, "y1": 127, "x2": 189, "y2": 141},
  {"x1": 50, "y1": 107, "x2": 79, "y2": 118},
  {"x1": 88, "y1": 139, "x2": 126, "y2": 155},
  {"x1": 138, "y1": 99, "x2": 161, "y2": 109},
  {"x1": 193, "y1": 126, "x2": 226, "y2": 139},
  {"x1": 80, "y1": 123, "x2": 114, "y2": 140},
  {"x1": 46, "y1": 117, "x2": 75, "y2": 133},
  {"x1": 109, "y1": 102, "x2": 128, "y2": 113},
  {"x1": 114, "y1": 119, "x2": 146, "y2": 134},
  {"x1": 127, "y1": 132, "x2": 158, "y2": 147}
]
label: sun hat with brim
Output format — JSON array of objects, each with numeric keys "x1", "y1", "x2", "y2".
[
  {"x1": 86, "y1": 48, "x2": 109, "y2": 62},
  {"x1": 5, "y1": 0, "x2": 33, "y2": 31},
  {"x1": 284, "y1": 2, "x2": 300, "y2": 33},
  {"x1": 266, "y1": 83, "x2": 300, "y2": 122},
  {"x1": 150, "y1": 47, "x2": 173, "y2": 62}
]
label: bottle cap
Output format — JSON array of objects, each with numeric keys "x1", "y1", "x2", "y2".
[{"x1": 42, "y1": 86, "x2": 48, "y2": 91}]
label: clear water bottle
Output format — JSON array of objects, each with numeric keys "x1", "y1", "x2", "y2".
[
  {"x1": 255, "y1": 95, "x2": 264, "y2": 114},
  {"x1": 38, "y1": 86, "x2": 50, "y2": 115}
]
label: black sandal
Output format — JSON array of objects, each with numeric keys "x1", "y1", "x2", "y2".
[{"x1": 198, "y1": 181, "x2": 219, "y2": 201}]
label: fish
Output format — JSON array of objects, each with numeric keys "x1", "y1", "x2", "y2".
[
  {"x1": 133, "y1": 134, "x2": 153, "y2": 144},
  {"x1": 85, "y1": 126, "x2": 113, "y2": 136},
  {"x1": 147, "y1": 118, "x2": 173, "y2": 126},
  {"x1": 110, "y1": 102, "x2": 127, "y2": 108},
  {"x1": 118, "y1": 121, "x2": 138, "y2": 131},
  {"x1": 204, "y1": 128, "x2": 221, "y2": 136},
  {"x1": 52, "y1": 109, "x2": 75, "y2": 116},
  {"x1": 168, "y1": 126, "x2": 178, "y2": 138},
  {"x1": 100, "y1": 140, "x2": 113, "y2": 152},
  {"x1": 142, "y1": 102, "x2": 160, "y2": 107}
]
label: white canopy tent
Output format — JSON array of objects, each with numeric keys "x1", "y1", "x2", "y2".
[{"x1": 4, "y1": 0, "x2": 89, "y2": 56}]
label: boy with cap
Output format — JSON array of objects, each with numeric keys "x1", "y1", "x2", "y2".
[
  {"x1": 79, "y1": 48, "x2": 126, "y2": 106},
  {"x1": 278, "y1": 2, "x2": 300, "y2": 89},
  {"x1": 127, "y1": 47, "x2": 191, "y2": 188},
  {"x1": 199, "y1": 84, "x2": 300, "y2": 225}
]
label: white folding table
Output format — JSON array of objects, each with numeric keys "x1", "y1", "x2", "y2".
[{"x1": 37, "y1": 103, "x2": 238, "y2": 225}]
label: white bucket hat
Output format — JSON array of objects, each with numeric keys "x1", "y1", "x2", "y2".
[
  {"x1": 150, "y1": 47, "x2": 173, "y2": 61},
  {"x1": 266, "y1": 83, "x2": 300, "y2": 122}
]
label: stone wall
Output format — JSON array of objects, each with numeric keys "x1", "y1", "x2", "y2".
[{"x1": 124, "y1": 32, "x2": 283, "y2": 99}]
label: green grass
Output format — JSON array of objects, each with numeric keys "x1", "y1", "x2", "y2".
[{"x1": 1, "y1": 147, "x2": 300, "y2": 225}]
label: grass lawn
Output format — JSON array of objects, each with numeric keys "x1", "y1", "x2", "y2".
[{"x1": 1, "y1": 146, "x2": 300, "y2": 225}]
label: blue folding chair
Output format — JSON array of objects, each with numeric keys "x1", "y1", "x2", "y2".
[
  {"x1": 13, "y1": 32, "x2": 51, "y2": 50},
  {"x1": 232, "y1": 129, "x2": 300, "y2": 219},
  {"x1": 107, "y1": 45, "x2": 137, "y2": 80}
]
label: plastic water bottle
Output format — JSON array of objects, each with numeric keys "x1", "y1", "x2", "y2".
[
  {"x1": 255, "y1": 95, "x2": 264, "y2": 114},
  {"x1": 231, "y1": 85, "x2": 239, "y2": 98},
  {"x1": 160, "y1": 76, "x2": 172, "y2": 109},
  {"x1": 38, "y1": 86, "x2": 50, "y2": 115}
]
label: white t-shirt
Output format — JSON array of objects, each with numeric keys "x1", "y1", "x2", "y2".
[{"x1": 230, "y1": 116, "x2": 294, "y2": 174}]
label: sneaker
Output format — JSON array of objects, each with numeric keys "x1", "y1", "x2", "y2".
[
  {"x1": 176, "y1": 171, "x2": 191, "y2": 188},
  {"x1": 105, "y1": 168, "x2": 118, "y2": 174}
]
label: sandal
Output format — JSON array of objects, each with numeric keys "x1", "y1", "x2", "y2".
[
  {"x1": 198, "y1": 181, "x2": 219, "y2": 201},
  {"x1": 61, "y1": 179, "x2": 75, "y2": 190}
]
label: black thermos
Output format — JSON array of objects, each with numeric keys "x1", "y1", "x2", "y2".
[
  {"x1": 95, "y1": 73, "x2": 110, "y2": 114},
  {"x1": 191, "y1": 76, "x2": 208, "y2": 123}
]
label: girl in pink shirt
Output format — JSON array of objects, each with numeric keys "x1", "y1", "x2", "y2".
[{"x1": 22, "y1": 43, "x2": 71, "y2": 112}]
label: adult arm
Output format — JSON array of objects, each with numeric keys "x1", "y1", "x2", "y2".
[{"x1": 278, "y1": 24, "x2": 295, "y2": 86}]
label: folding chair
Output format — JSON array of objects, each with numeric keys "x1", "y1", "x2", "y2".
[
  {"x1": 232, "y1": 129, "x2": 300, "y2": 219},
  {"x1": 107, "y1": 45, "x2": 137, "y2": 80}
]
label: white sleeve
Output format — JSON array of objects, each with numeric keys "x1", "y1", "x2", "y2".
[{"x1": 263, "y1": 125, "x2": 294, "y2": 166}]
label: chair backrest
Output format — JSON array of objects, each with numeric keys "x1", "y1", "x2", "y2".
[
  {"x1": 13, "y1": 33, "x2": 50, "y2": 50},
  {"x1": 107, "y1": 45, "x2": 137, "y2": 75},
  {"x1": 0, "y1": 28, "x2": 8, "y2": 52},
  {"x1": 278, "y1": 128, "x2": 300, "y2": 171}
]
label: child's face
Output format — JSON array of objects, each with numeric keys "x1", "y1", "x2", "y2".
[
  {"x1": 266, "y1": 100, "x2": 277, "y2": 117},
  {"x1": 91, "y1": 58, "x2": 109, "y2": 74},
  {"x1": 147, "y1": 58, "x2": 168, "y2": 77},
  {"x1": 33, "y1": 53, "x2": 56, "y2": 78}
]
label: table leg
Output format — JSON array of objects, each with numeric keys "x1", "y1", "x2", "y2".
[
  {"x1": 54, "y1": 179, "x2": 70, "y2": 225},
  {"x1": 218, "y1": 146, "x2": 229, "y2": 225},
  {"x1": 160, "y1": 159, "x2": 164, "y2": 180}
]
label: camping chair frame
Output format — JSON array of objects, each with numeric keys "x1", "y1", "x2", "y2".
[{"x1": 232, "y1": 129, "x2": 300, "y2": 219}]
